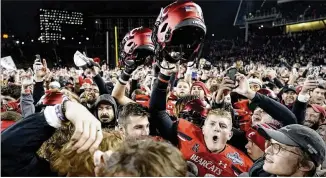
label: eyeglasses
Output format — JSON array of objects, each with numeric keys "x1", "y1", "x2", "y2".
[{"x1": 269, "y1": 142, "x2": 301, "y2": 156}]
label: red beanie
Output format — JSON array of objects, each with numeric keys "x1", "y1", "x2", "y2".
[
  {"x1": 191, "y1": 81, "x2": 210, "y2": 96},
  {"x1": 309, "y1": 104, "x2": 326, "y2": 122},
  {"x1": 93, "y1": 57, "x2": 100, "y2": 64},
  {"x1": 246, "y1": 127, "x2": 266, "y2": 151},
  {"x1": 83, "y1": 78, "x2": 93, "y2": 85}
]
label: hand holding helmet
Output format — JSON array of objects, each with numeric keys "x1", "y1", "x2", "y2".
[
  {"x1": 120, "y1": 27, "x2": 154, "y2": 73},
  {"x1": 74, "y1": 51, "x2": 100, "y2": 69},
  {"x1": 118, "y1": 27, "x2": 155, "y2": 85}
]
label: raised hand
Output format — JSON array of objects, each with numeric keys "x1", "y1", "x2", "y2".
[
  {"x1": 64, "y1": 101, "x2": 103, "y2": 153},
  {"x1": 300, "y1": 75, "x2": 319, "y2": 95},
  {"x1": 33, "y1": 58, "x2": 49, "y2": 81},
  {"x1": 160, "y1": 60, "x2": 177, "y2": 76},
  {"x1": 215, "y1": 77, "x2": 235, "y2": 103},
  {"x1": 233, "y1": 73, "x2": 256, "y2": 99}
]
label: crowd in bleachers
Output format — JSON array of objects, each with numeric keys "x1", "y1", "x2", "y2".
[{"x1": 204, "y1": 29, "x2": 326, "y2": 67}]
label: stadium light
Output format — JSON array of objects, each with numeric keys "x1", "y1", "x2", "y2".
[
  {"x1": 261, "y1": 25, "x2": 264, "y2": 28},
  {"x1": 79, "y1": 42, "x2": 81, "y2": 44},
  {"x1": 71, "y1": 37, "x2": 74, "y2": 40},
  {"x1": 22, "y1": 42, "x2": 25, "y2": 45},
  {"x1": 212, "y1": 34, "x2": 215, "y2": 37},
  {"x1": 16, "y1": 40, "x2": 20, "y2": 44},
  {"x1": 86, "y1": 37, "x2": 89, "y2": 40},
  {"x1": 31, "y1": 39, "x2": 34, "y2": 42}
]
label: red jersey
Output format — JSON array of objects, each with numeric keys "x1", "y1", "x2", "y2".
[{"x1": 177, "y1": 119, "x2": 253, "y2": 177}]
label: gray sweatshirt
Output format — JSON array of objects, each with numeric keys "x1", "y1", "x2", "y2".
[{"x1": 20, "y1": 93, "x2": 35, "y2": 118}]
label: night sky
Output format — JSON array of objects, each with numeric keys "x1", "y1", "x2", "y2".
[{"x1": 1, "y1": 0, "x2": 242, "y2": 40}]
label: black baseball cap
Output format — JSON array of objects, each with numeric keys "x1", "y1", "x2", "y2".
[
  {"x1": 282, "y1": 85, "x2": 297, "y2": 93},
  {"x1": 257, "y1": 124, "x2": 326, "y2": 166}
]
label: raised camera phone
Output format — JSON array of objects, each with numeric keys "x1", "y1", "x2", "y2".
[{"x1": 225, "y1": 68, "x2": 237, "y2": 81}]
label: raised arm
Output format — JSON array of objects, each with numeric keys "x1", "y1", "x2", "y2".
[
  {"x1": 292, "y1": 77, "x2": 319, "y2": 124},
  {"x1": 149, "y1": 62, "x2": 178, "y2": 145},
  {"x1": 234, "y1": 74, "x2": 297, "y2": 126},
  {"x1": 112, "y1": 68, "x2": 135, "y2": 106},
  {"x1": 2, "y1": 101, "x2": 103, "y2": 176}
]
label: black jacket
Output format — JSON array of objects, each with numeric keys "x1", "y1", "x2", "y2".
[
  {"x1": 93, "y1": 74, "x2": 111, "y2": 95},
  {"x1": 1, "y1": 112, "x2": 58, "y2": 176}
]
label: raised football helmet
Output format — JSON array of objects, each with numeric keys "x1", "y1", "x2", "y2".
[
  {"x1": 120, "y1": 27, "x2": 155, "y2": 69},
  {"x1": 152, "y1": 0, "x2": 206, "y2": 68}
]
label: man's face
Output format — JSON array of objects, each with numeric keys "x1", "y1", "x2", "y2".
[
  {"x1": 123, "y1": 116, "x2": 149, "y2": 138},
  {"x1": 251, "y1": 108, "x2": 274, "y2": 126},
  {"x1": 263, "y1": 139, "x2": 302, "y2": 176},
  {"x1": 304, "y1": 107, "x2": 321, "y2": 128},
  {"x1": 202, "y1": 115, "x2": 232, "y2": 153},
  {"x1": 245, "y1": 139, "x2": 264, "y2": 161},
  {"x1": 249, "y1": 83, "x2": 261, "y2": 92},
  {"x1": 282, "y1": 91, "x2": 297, "y2": 105},
  {"x1": 310, "y1": 88, "x2": 326, "y2": 105},
  {"x1": 97, "y1": 103, "x2": 115, "y2": 123},
  {"x1": 176, "y1": 81, "x2": 190, "y2": 97},
  {"x1": 83, "y1": 84, "x2": 97, "y2": 104},
  {"x1": 317, "y1": 125, "x2": 326, "y2": 142},
  {"x1": 93, "y1": 85, "x2": 100, "y2": 97},
  {"x1": 191, "y1": 86, "x2": 205, "y2": 100}
]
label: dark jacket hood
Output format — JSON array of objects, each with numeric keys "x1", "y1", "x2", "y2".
[{"x1": 93, "y1": 94, "x2": 118, "y2": 129}]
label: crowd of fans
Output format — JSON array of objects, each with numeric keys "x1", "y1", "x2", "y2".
[
  {"x1": 204, "y1": 29, "x2": 326, "y2": 67},
  {"x1": 1, "y1": 0, "x2": 326, "y2": 177}
]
